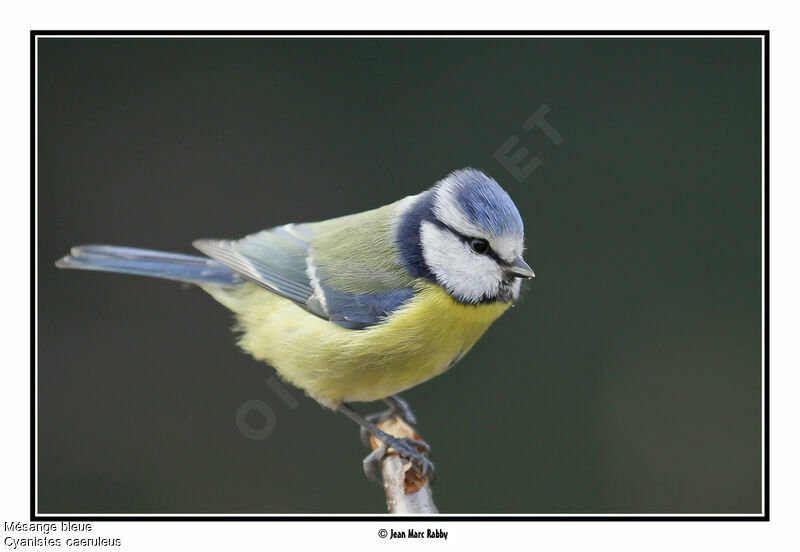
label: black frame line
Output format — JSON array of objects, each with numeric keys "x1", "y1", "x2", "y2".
[{"x1": 30, "y1": 29, "x2": 769, "y2": 522}]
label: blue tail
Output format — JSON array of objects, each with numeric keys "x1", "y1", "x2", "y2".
[{"x1": 55, "y1": 245, "x2": 238, "y2": 287}]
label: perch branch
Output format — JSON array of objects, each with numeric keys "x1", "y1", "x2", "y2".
[{"x1": 369, "y1": 416, "x2": 438, "y2": 514}]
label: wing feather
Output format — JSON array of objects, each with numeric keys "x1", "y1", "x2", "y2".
[
  {"x1": 194, "y1": 224, "x2": 315, "y2": 308},
  {"x1": 194, "y1": 204, "x2": 418, "y2": 330}
]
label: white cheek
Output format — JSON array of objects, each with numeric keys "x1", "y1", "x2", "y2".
[{"x1": 420, "y1": 222, "x2": 502, "y2": 302}]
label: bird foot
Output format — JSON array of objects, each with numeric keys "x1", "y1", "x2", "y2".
[
  {"x1": 359, "y1": 395, "x2": 418, "y2": 447},
  {"x1": 362, "y1": 436, "x2": 435, "y2": 485},
  {"x1": 337, "y1": 400, "x2": 433, "y2": 486}
]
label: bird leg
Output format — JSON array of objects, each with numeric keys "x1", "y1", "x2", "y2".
[
  {"x1": 358, "y1": 394, "x2": 418, "y2": 447},
  {"x1": 382, "y1": 395, "x2": 418, "y2": 425},
  {"x1": 338, "y1": 402, "x2": 434, "y2": 485}
]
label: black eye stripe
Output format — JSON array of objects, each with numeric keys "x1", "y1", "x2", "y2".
[{"x1": 431, "y1": 219, "x2": 508, "y2": 265}]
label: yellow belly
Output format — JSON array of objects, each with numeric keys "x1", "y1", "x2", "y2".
[{"x1": 204, "y1": 281, "x2": 510, "y2": 407}]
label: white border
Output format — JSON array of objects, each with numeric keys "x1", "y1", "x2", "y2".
[{"x1": 32, "y1": 32, "x2": 767, "y2": 519}]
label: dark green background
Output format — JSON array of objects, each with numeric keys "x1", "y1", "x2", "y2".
[{"x1": 38, "y1": 37, "x2": 763, "y2": 513}]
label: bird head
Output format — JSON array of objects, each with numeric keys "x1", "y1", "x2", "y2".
[{"x1": 397, "y1": 168, "x2": 533, "y2": 304}]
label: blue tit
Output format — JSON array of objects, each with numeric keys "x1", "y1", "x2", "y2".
[{"x1": 56, "y1": 167, "x2": 534, "y2": 480}]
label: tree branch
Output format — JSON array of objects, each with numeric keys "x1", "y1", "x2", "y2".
[{"x1": 369, "y1": 417, "x2": 438, "y2": 514}]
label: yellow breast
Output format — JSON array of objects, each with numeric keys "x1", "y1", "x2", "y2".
[{"x1": 205, "y1": 281, "x2": 511, "y2": 407}]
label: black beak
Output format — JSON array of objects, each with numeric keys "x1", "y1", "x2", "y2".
[{"x1": 505, "y1": 256, "x2": 535, "y2": 279}]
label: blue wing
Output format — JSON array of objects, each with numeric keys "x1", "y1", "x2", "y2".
[
  {"x1": 195, "y1": 225, "x2": 315, "y2": 306},
  {"x1": 194, "y1": 223, "x2": 414, "y2": 330},
  {"x1": 317, "y1": 287, "x2": 415, "y2": 330}
]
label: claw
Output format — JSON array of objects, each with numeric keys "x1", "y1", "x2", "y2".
[
  {"x1": 363, "y1": 445, "x2": 388, "y2": 484},
  {"x1": 399, "y1": 438, "x2": 430, "y2": 455},
  {"x1": 360, "y1": 435, "x2": 436, "y2": 485},
  {"x1": 383, "y1": 436, "x2": 436, "y2": 484},
  {"x1": 360, "y1": 424, "x2": 377, "y2": 448}
]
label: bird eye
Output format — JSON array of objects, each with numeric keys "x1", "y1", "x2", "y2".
[{"x1": 469, "y1": 238, "x2": 489, "y2": 255}]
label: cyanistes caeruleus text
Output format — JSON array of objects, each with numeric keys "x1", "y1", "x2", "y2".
[{"x1": 56, "y1": 168, "x2": 534, "y2": 481}]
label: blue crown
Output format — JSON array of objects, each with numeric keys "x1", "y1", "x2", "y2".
[{"x1": 445, "y1": 168, "x2": 524, "y2": 237}]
